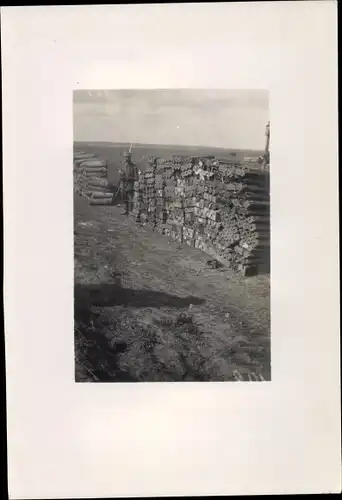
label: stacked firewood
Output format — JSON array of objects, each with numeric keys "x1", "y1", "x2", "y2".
[
  {"x1": 73, "y1": 151, "x2": 114, "y2": 205},
  {"x1": 131, "y1": 162, "x2": 156, "y2": 228},
  {"x1": 203, "y1": 160, "x2": 270, "y2": 276},
  {"x1": 131, "y1": 155, "x2": 269, "y2": 276}
]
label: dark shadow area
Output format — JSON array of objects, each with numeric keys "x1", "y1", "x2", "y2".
[
  {"x1": 74, "y1": 296, "x2": 270, "y2": 383},
  {"x1": 257, "y1": 245, "x2": 270, "y2": 275},
  {"x1": 74, "y1": 283, "x2": 205, "y2": 313},
  {"x1": 74, "y1": 319, "x2": 137, "y2": 382},
  {"x1": 258, "y1": 170, "x2": 270, "y2": 193},
  {"x1": 255, "y1": 171, "x2": 270, "y2": 276},
  {"x1": 74, "y1": 283, "x2": 206, "y2": 383},
  {"x1": 73, "y1": 278, "x2": 270, "y2": 383},
  {"x1": 74, "y1": 282, "x2": 206, "y2": 382}
]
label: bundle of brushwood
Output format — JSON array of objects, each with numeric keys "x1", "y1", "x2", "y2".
[
  {"x1": 131, "y1": 154, "x2": 270, "y2": 277},
  {"x1": 74, "y1": 153, "x2": 96, "y2": 195},
  {"x1": 73, "y1": 155, "x2": 114, "y2": 205},
  {"x1": 73, "y1": 152, "x2": 98, "y2": 169}
]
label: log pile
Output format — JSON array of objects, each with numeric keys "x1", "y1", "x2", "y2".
[
  {"x1": 73, "y1": 151, "x2": 114, "y2": 205},
  {"x1": 131, "y1": 155, "x2": 270, "y2": 276}
]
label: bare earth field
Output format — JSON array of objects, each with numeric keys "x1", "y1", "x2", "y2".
[{"x1": 74, "y1": 142, "x2": 270, "y2": 382}]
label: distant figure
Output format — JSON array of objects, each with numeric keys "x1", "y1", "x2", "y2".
[
  {"x1": 260, "y1": 121, "x2": 270, "y2": 171},
  {"x1": 121, "y1": 151, "x2": 138, "y2": 215},
  {"x1": 264, "y1": 121, "x2": 270, "y2": 164}
]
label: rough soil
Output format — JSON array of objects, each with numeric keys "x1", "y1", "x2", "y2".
[{"x1": 74, "y1": 192, "x2": 271, "y2": 383}]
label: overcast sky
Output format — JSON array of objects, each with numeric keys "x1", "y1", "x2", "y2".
[{"x1": 73, "y1": 89, "x2": 269, "y2": 150}]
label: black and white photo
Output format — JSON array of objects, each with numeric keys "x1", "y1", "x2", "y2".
[
  {"x1": 3, "y1": 2, "x2": 340, "y2": 498},
  {"x1": 73, "y1": 89, "x2": 271, "y2": 382}
]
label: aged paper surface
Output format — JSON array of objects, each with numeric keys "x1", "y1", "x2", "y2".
[{"x1": 2, "y1": 2, "x2": 340, "y2": 497}]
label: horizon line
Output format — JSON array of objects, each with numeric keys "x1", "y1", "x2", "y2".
[{"x1": 73, "y1": 140, "x2": 263, "y2": 152}]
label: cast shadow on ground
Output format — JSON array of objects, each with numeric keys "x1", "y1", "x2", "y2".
[
  {"x1": 74, "y1": 283, "x2": 205, "y2": 313},
  {"x1": 257, "y1": 246, "x2": 270, "y2": 275},
  {"x1": 74, "y1": 283, "x2": 205, "y2": 383}
]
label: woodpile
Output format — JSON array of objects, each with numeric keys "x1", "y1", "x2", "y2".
[
  {"x1": 131, "y1": 155, "x2": 270, "y2": 277},
  {"x1": 73, "y1": 152, "x2": 114, "y2": 205},
  {"x1": 73, "y1": 152, "x2": 98, "y2": 168}
]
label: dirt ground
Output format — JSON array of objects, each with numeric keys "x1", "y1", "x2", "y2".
[{"x1": 74, "y1": 192, "x2": 271, "y2": 382}]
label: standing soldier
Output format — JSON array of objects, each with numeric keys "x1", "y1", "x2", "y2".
[
  {"x1": 263, "y1": 121, "x2": 270, "y2": 193},
  {"x1": 259, "y1": 121, "x2": 270, "y2": 171},
  {"x1": 264, "y1": 120, "x2": 270, "y2": 166},
  {"x1": 121, "y1": 150, "x2": 138, "y2": 215}
]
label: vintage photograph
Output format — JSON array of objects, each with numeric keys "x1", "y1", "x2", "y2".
[{"x1": 73, "y1": 89, "x2": 270, "y2": 382}]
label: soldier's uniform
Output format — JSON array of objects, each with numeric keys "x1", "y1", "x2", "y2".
[
  {"x1": 122, "y1": 151, "x2": 138, "y2": 215},
  {"x1": 263, "y1": 122, "x2": 270, "y2": 193},
  {"x1": 264, "y1": 121, "x2": 270, "y2": 164}
]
